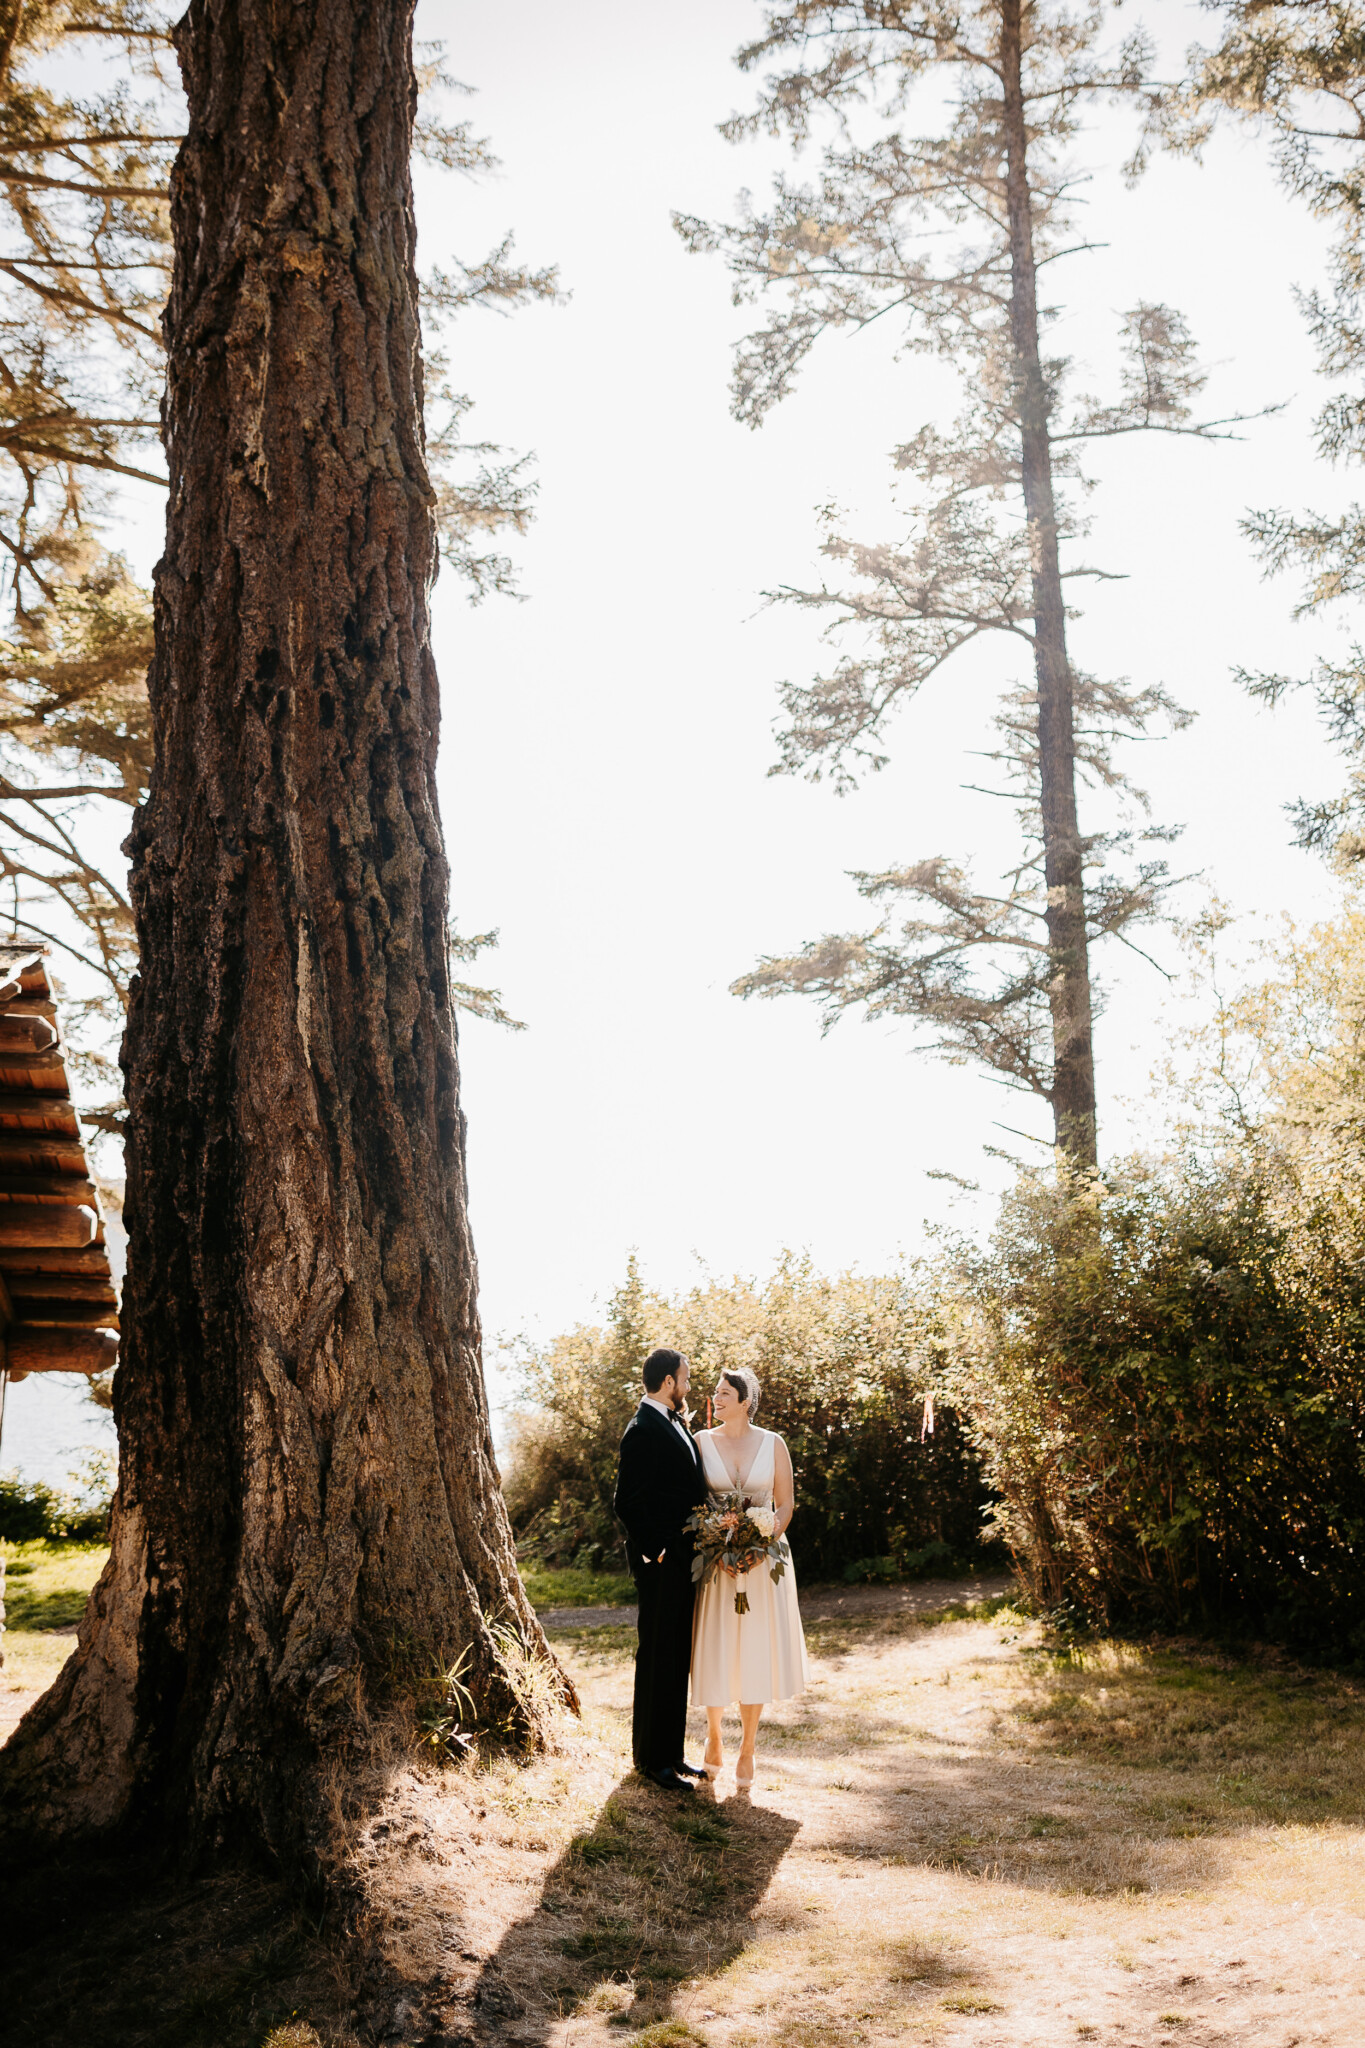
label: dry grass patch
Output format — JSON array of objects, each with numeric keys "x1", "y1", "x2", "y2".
[
  {"x1": 1, "y1": 1622, "x2": 69, "y2": 1695},
  {"x1": 1, "y1": 1856, "x2": 346, "y2": 2048},
  {"x1": 7, "y1": 1595, "x2": 1365, "y2": 2045},
  {"x1": 887, "y1": 1932, "x2": 968, "y2": 1985}
]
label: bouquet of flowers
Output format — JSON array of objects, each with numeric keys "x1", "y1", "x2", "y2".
[{"x1": 685, "y1": 1489, "x2": 791, "y2": 1615}]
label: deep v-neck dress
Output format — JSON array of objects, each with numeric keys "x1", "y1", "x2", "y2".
[{"x1": 690, "y1": 1428, "x2": 809, "y2": 1708}]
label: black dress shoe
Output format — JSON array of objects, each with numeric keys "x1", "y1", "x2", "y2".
[
  {"x1": 672, "y1": 1758, "x2": 707, "y2": 1779},
  {"x1": 640, "y1": 1765, "x2": 695, "y2": 1792}
]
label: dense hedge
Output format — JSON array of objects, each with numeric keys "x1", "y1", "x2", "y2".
[
  {"x1": 946, "y1": 1154, "x2": 1365, "y2": 1660},
  {"x1": 506, "y1": 1144, "x2": 1365, "y2": 1660},
  {"x1": 0, "y1": 1451, "x2": 114, "y2": 1544},
  {"x1": 501, "y1": 1256, "x2": 997, "y2": 1584}
]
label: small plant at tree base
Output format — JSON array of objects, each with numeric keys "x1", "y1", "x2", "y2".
[
  {"x1": 486, "y1": 1619, "x2": 570, "y2": 1751},
  {"x1": 413, "y1": 1647, "x2": 477, "y2": 1764},
  {"x1": 260, "y1": 2023, "x2": 323, "y2": 2048}
]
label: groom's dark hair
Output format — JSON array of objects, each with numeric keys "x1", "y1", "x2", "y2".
[{"x1": 642, "y1": 1347, "x2": 683, "y2": 1393}]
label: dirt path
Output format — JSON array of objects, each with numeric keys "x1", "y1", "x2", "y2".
[
  {"x1": 0, "y1": 1687, "x2": 36, "y2": 1742},
  {"x1": 458, "y1": 1594, "x2": 1365, "y2": 2047},
  {"x1": 6, "y1": 1588, "x2": 1364, "y2": 2046},
  {"x1": 536, "y1": 1571, "x2": 1012, "y2": 1632}
]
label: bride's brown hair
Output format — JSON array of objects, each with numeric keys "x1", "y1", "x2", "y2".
[{"x1": 719, "y1": 1367, "x2": 760, "y2": 1421}]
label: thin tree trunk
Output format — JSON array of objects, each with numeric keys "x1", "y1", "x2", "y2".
[
  {"x1": 0, "y1": 0, "x2": 570, "y2": 1866},
  {"x1": 999, "y1": 0, "x2": 1098, "y2": 1167}
]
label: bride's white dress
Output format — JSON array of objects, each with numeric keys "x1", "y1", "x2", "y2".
[{"x1": 690, "y1": 1427, "x2": 809, "y2": 1708}]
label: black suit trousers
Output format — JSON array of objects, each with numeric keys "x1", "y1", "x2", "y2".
[{"x1": 630, "y1": 1545, "x2": 696, "y2": 1770}]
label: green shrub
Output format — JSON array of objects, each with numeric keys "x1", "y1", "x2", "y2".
[
  {"x1": 0, "y1": 1449, "x2": 115, "y2": 1544},
  {"x1": 843, "y1": 1539, "x2": 956, "y2": 1584},
  {"x1": 0, "y1": 1471, "x2": 60, "y2": 1541},
  {"x1": 945, "y1": 1153, "x2": 1365, "y2": 1659},
  {"x1": 502, "y1": 1254, "x2": 996, "y2": 1583}
]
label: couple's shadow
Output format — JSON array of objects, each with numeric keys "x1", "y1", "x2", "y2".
[{"x1": 466, "y1": 1772, "x2": 800, "y2": 2040}]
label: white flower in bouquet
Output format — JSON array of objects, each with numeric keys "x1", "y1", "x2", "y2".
[{"x1": 686, "y1": 1489, "x2": 792, "y2": 1613}]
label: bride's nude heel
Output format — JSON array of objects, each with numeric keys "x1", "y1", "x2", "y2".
[{"x1": 735, "y1": 1756, "x2": 755, "y2": 1789}]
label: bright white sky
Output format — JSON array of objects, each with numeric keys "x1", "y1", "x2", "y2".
[
  {"x1": 4, "y1": 0, "x2": 1356, "y2": 1478},
  {"x1": 421, "y1": 0, "x2": 1346, "y2": 1377}
]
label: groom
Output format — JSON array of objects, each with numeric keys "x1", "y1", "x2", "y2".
[{"x1": 613, "y1": 1347, "x2": 709, "y2": 1791}]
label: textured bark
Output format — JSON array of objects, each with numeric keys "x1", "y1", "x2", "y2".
[
  {"x1": 1000, "y1": 0, "x2": 1098, "y2": 1168},
  {"x1": 0, "y1": 0, "x2": 567, "y2": 1864}
]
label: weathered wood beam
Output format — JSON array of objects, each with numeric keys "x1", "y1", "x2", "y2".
[
  {"x1": 6, "y1": 1307, "x2": 118, "y2": 1328},
  {"x1": 0, "y1": 1176, "x2": 99, "y2": 1205},
  {"x1": 0, "y1": 1137, "x2": 87, "y2": 1170},
  {"x1": 0, "y1": 996, "x2": 59, "y2": 1021},
  {"x1": 0, "y1": 1203, "x2": 94, "y2": 1247},
  {"x1": 0, "y1": 1014, "x2": 57, "y2": 1053},
  {"x1": 5, "y1": 1274, "x2": 118, "y2": 1302},
  {"x1": 0, "y1": 1247, "x2": 109, "y2": 1274},
  {"x1": 5, "y1": 1324, "x2": 118, "y2": 1379},
  {"x1": 0, "y1": 1046, "x2": 65, "y2": 1074},
  {"x1": 0, "y1": 1097, "x2": 80, "y2": 1137}
]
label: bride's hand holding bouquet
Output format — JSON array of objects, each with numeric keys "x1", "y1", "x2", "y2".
[{"x1": 685, "y1": 1488, "x2": 790, "y2": 1614}]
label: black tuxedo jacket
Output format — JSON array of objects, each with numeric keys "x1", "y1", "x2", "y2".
[{"x1": 613, "y1": 1399, "x2": 708, "y2": 1568}]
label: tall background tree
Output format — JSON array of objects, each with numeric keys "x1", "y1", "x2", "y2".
[
  {"x1": 0, "y1": 0, "x2": 171, "y2": 1108},
  {"x1": 1178, "y1": 1, "x2": 1365, "y2": 864},
  {"x1": 0, "y1": 0, "x2": 567, "y2": 1864},
  {"x1": 0, "y1": 3, "x2": 545, "y2": 1111},
  {"x1": 680, "y1": 0, "x2": 1240, "y2": 1164}
]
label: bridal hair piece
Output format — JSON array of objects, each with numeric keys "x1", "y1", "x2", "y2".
[{"x1": 720, "y1": 1367, "x2": 760, "y2": 1421}]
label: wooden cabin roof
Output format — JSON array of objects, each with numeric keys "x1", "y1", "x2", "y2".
[{"x1": 0, "y1": 945, "x2": 118, "y2": 1381}]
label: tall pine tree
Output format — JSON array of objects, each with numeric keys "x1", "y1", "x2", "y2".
[
  {"x1": 0, "y1": 0, "x2": 569, "y2": 1865},
  {"x1": 681, "y1": 0, "x2": 1239, "y2": 1162},
  {"x1": 1176, "y1": 1, "x2": 1365, "y2": 862},
  {"x1": 0, "y1": 6, "x2": 550, "y2": 1076}
]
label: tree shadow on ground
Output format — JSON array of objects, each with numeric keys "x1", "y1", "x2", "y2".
[
  {"x1": 0, "y1": 1844, "x2": 346, "y2": 2048},
  {"x1": 454, "y1": 1774, "x2": 800, "y2": 2043}
]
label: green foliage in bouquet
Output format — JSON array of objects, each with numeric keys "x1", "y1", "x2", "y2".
[
  {"x1": 501, "y1": 1254, "x2": 994, "y2": 1580},
  {"x1": 685, "y1": 1489, "x2": 791, "y2": 1614}
]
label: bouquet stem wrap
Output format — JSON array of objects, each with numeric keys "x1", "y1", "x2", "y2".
[{"x1": 684, "y1": 1489, "x2": 790, "y2": 1616}]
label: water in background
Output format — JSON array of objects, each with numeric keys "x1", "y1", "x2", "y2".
[{"x1": 1, "y1": 1368, "x2": 115, "y2": 1487}]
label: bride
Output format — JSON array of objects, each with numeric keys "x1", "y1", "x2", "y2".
[{"x1": 691, "y1": 1367, "x2": 808, "y2": 1787}]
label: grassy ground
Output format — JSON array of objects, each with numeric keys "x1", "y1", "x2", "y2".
[
  {"x1": 7, "y1": 1591, "x2": 1365, "y2": 2045},
  {"x1": 520, "y1": 1565, "x2": 637, "y2": 1610},
  {"x1": 1, "y1": 1538, "x2": 106, "y2": 1726},
  {"x1": 3, "y1": 1538, "x2": 108, "y2": 1629},
  {"x1": 0, "y1": 1551, "x2": 614, "y2": 1734}
]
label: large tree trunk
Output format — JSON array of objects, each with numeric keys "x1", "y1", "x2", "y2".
[
  {"x1": 0, "y1": 0, "x2": 567, "y2": 1865},
  {"x1": 999, "y1": 0, "x2": 1099, "y2": 1168}
]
